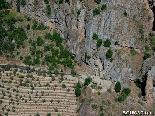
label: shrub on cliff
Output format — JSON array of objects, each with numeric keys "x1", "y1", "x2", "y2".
[
  {"x1": 46, "y1": 5, "x2": 51, "y2": 15},
  {"x1": 44, "y1": 0, "x2": 49, "y2": 4},
  {"x1": 94, "y1": 0, "x2": 101, "y2": 4},
  {"x1": 114, "y1": 81, "x2": 121, "y2": 93},
  {"x1": 21, "y1": 0, "x2": 26, "y2": 6},
  {"x1": 101, "y1": 4, "x2": 107, "y2": 10},
  {"x1": 59, "y1": 0, "x2": 63, "y2": 4},
  {"x1": 97, "y1": 39, "x2": 102, "y2": 48},
  {"x1": 122, "y1": 88, "x2": 131, "y2": 96},
  {"x1": 93, "y1": 8, "x2": 101, "y2": 16},
  {"x1": 143, "y1": 53, "x2": 151, "y2": 60},
  {"x1": 106, "y1": 49, "x2": 113, "y2": 58},
  {"x1": 84, "y1": 77, "x2": 92, "y2": 86},
  {"x1": 103, "y1": 39, "x2": 111, "y2": 47},
  {"x1": 92, "y1": 33, "x2": 99, "y2": 40},
  {"x1": 75, "y1": 86, "x2": 81, "y2": 97}
]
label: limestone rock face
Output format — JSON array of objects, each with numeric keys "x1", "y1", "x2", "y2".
[
  {"x1": 7, "y1": 0, "x2": 154, "y2": 83},
  {"x1": 146, "y1": 66, "x2": 155, "y2": 106}
]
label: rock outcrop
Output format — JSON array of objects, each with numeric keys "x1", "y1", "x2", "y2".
[
  {"x1": 146, "y1": 66, "x2": 155, "y2": 106},
  {"x1": 6, "y1": 0, "x2": 154, "y2": 83}
]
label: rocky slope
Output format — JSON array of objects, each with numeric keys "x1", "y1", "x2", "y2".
[{"x1": 6, "y1": 0, "x2": 155, "y2": 104}]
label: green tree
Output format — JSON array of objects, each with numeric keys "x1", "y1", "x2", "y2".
[
  {"x1": 21, "y1": 0, "x2": 26, "y2": 6},
  {"x1": 103, "y1": 39, "x2": 111, "y2": 47},
  {"x1": 0, "y1": 0, "x2": 10, "y2": 9},
  {"x1": 92, "y1": 33, "x2": 99, "y2": 40},
  {"x1": 27, "y1": 24, "x2": 30, "y2": 30},
  {"x1": 143, "y1": 53, "x2": 151, "y2": 60},
  {"x1": 118, "y1": 92, "x2": 127, "y2": 102},
  {"x1": 71, "y1": 69, "x2": 76, "y2": 76},
  {"x1": 44, "y1": 0, "x2": 49, "y2": 4},
  {"x1": 94, "y1": 0, "x2": 101, "y2": 4},
  {"x1": 17, "y1": 0, "x2": 20, "y2": 12},
  {"x1": 101, "y1": 4, "x2": 107, "y2": 10},
  {"x1": 106, "y1": 49, "x2": 113, "y2": 58},
  {"x1": 97, "y1": 39, "x2": 102, "y2": 48},
  {"x1": 124, "y1": 11, "x2": 127, "y2": 16},
  {"x1": 122, "y1": 88, "x2": 131, "y2": 96},
  {"x1": 75, "y1": 87, "x2": 81, "y2": 97},
  {"x1": 76, "y1": 82, "x2": 81, "y2": 88},
  {"x1": 93, "y1": 8, "x2": 101, "y2": 16},
  {"x1": 62, "y1": 84, "x2": 66, "y2": 88},
  {"x1": 114, "y1": 81, "x2": 121, "y2": 93},
  {"x1": 36, "y1": 36, "x2": 44, "y2": 46},
  {"x1": 46, "y1": 5, "x2": 51, "y2": 15},
  {"x1": 84, "y1": 77, "x2": 92, "y2": 86},
  {"x1": 59, "y1": 0, "x2": 63, "y2": 4},
  {"x1": 77, "y1": 10, "x2": 81, "y2": 17}
]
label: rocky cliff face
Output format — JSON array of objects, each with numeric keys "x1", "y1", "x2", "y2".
[
  {"x1": 146, "y1": 66, "x2": 155, "y2": 106},
  {"x1": 7, "y1": 0, "x2": 154, "y2": 84}
]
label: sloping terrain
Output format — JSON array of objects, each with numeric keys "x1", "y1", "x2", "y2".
[
  {"x1": 0, "y1": 65, "x2": 78, "y2": 116},
  {"x1": 0, "y1": 0, "x2": 155, "y2": 116}
]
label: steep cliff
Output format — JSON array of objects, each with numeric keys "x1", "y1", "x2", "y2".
[{"x1": 7, "y1": 0, "x2": 155, "y2": 84}]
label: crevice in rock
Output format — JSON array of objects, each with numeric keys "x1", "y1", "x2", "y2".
[
  {"x1": 152, "y1": 6, "x2": 155, "y2": 31},
  {"x1": 141, "y1": 73, "x2": 147, "y2": 96},
  {"x1": 148, "y1": 0, "x2": 155, "y2": 31},
  {"x1": 134, "y1": 73, "x2": 148, "y2": 96}
]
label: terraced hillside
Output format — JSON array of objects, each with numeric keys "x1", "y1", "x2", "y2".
[{"x1": 0, "y1": 65, "x2": 78, "y2": 116}]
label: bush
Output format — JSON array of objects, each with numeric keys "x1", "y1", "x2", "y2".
[
  {"x1": 75, "y1": 87, "x2": 81, "y2": 97},
  {"x1": 103, "y1": 39, "x2": 111, "y2": 47},
  {"x1": 21, "y1": 0, "x2": 26, "y2": 6},
  {"x1": 124, "y1": 11, "x2": 127, "y2": 16},
  {"x1": 94, "y1": 0, "x2": 101, "y2": 4},
  {"x1": 47, "y1": 113, "x2": 51, "y2": 116},
  {"x1": 62, "y1": 84, "x2": 66, "y2": 88},
  {"x1": 46, "y1": 5, "x2": 51, "y2": 15},
  {"x1": 118, "y1": 92, "x2": 127, "y2": 102},
  {"x1": 77, "y1": 10, "x2": 81, "y2": 17},
  {"x1": 138, "y1": 93, "x2": 142, "y2": 98},
  {"x1": 27, "y1": 17, "x2": 31, "y2": 21},
  {"x1": 130, "y1": 49, "x2": 137, "y2": 56},
  {"x1": 71, "y1": 69, "x2": 76, "y2": 76},
  {"x1": 91, "y1": 104, "x2": 98, "y2": 109},
  {"x1": 84, "y1": 77, "x2": 92, "y2": 86},
  {"x1": 50, "y1": 99, "x2": 53, "y2": 103},
  {"x1": 134, "y1": 79, "x2": 141, "y2": 88},
  {"x1": 17, "y1": 0, "x2": 20, "y2": 12},
  {"x1": 76, "y1": 82, "x2": 81, "y2": 88},
  {"x1": 35, "y1": 114, "x2": 40, "y2": 116},
  {"x1": 59, "y1": 0, "x2": 63, "y2": 4},
  {"x1": 114, "y1": 81, "x2": 121, "y2": 93},
  {"x1": 0, "y1": 0, "x2": 10, "y2": 9},
  {"x1": 100, "y1": 113, "x2": 104, "y2": 116},
  {"x1": 101, "y1": 4, "x2": 107, "y2": 10},
  {"x1": 106, "y1": 49, "x2": 113, "y2": 58},
  {"x1": 36, "y1": 36, "x2": 44, "y2": 46},
  {"x1": 115, "y1": 41, "x2": 119, "y2": 45},
  {"x1": 54, "y1": 108, "x2": 58, "y2": 112},
  {"x1": 122, "y1": 88, "x2": 131, "y2": 96},
  {"x1": 93, "y1": 8, "x2": 101, "y2": 16},
  {"x1": 143, "y1": 53, "x2": 151, "y2": 60},
  {"x1": 92, "y1": 33, "x2": 99, "y2": 40},
  {"x1": 97, "y1": 39, "x2": 102, "y2": 48},
  {"x1": 44, "y1": 0, "x2": 49, "y2": 4},
  {"x1": 54, "y1": 70, "x2": 59, "y2": 76},
  {"x1": 0, "y1": 100, "x2": 2, "y2": 104},
  {"x1": 100, "y1": 106, "x2": 103, "y2": 111},
  {"x1": 27, "y1": 24, "x2": 30, "y2": 30}
]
